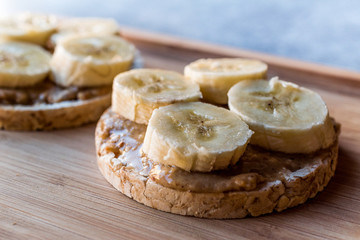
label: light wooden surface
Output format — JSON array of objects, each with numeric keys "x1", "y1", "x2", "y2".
[{"x1": 1, "y1": 28, "x2": 360, "y2": 240}]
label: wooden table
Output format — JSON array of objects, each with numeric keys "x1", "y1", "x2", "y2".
[{"x1": 1, "y1": 27, "x2": 360, "y2": 240}]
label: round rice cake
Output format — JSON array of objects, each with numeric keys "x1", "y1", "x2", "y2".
[{"x1": 95, "y1": 109, "x2": 339, "y2": 219}]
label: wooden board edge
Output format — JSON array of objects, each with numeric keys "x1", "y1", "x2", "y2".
[{"x1": 119, "y1": 26, "x2": 360, "y2": 84}]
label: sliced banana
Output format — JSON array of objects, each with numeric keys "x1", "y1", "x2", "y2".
[
  {"x1": 0, "y1": 13, "x2": 57, "y2": 46},
  {"x1": 228, "y1": 77, "x2": 336, "y2": 153},
  {"x1": 49, "y1": 17, "x2": 119, "y2": 48},
  {"x1": 184, "y1": 58, "x2": 267, "y2": 104},
  {"x1": 142, "y1": 102, "x2": 253, "y2": 172},
  {"x1": 0, "y1": 41, "x2": 51, "y2": 87},
  {"x1": 50, "y1": 34, "x2": 135, "y2": 87},
  {"x1": 112, "y1": 69, "x2": 202, "y2": 124}
]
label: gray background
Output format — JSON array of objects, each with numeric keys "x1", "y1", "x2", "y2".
[{"x1": 1, "y1": 0, "x2": 359, "y2": 72}]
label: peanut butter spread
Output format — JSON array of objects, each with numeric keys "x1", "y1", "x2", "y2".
[
  {"x1": 97, "y1": 110, "x2": 339, "y2": 193},
  {"x1": 0, "y1": 79, "x2": 111, "y2": 105}
]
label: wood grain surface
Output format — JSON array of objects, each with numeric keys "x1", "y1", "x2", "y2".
[{"x1": 1, "y1": 28, "x2": 360, "y2": 240}]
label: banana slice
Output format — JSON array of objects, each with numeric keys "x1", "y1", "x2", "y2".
[
  {"x1": 228, "y1": 77, "x2": 337, "y2": 153},
  {"x1": 142, "y1": 102, "x2": 253, "y2": 172},
  {"x1": 112, "y1": 69, "x2": 202, "y2": 124},
  {"x1": 0, "y1": 41, "x2": 51, "y2": 87},
  {"x1": 50, "y1": 35, "x2": 135, "y2": 87},
  {"x1": 184, "y1": 58, "x2": 267, "y2": 104},
  {"x1": 0, "y1": 13, "x2": 57, "y2": 46},
  {"x1": 49, "y1": 17, "x2": 119, "y2": 48}
]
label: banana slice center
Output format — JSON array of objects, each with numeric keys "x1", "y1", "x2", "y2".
[
  {"x1": 21, "y1": 17, "x2": 53, "y2": 30},
  {"x1": 0, "y1": 14, "x2": 56, "y2": 33},
  {"x1": 0, "y1": 52, "x2": 29, "y2": 68},
  {"x1": 131, "y1": 74, "x2": 187, "y2": 94},
  {"x1": 199, "y1": 62, "x2": 243, "y2": 72},
  {"x1": 249, "y1": 88, "x2": 300, "y2": 115},
  {"x1": 63, "y1": 37, "x2": 133, "y2": 61},
  {"x1": 0, "y1": 44, "x2": 49, "y2": 73},
  {"x1": 190, "y1": 59, "x2": 267, "y2": 75},
  {"x1": 170, "y1": 110, "x2": 218, "y2": 141},
  {"x1": 66, "y1": 41, "x2": 117, "y2": 59}
]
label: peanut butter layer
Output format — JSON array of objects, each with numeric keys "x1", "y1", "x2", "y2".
[
  {"x1": 0, "y1": 79, "x2": 111, "y2": 105},
  {"x1": 96, "y1": 110, "x2": 339, "y2": 194}
]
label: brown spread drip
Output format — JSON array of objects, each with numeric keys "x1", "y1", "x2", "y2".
[
  {"x1": 97, "y1": 111, "x2": 151, "y2": 176},
  {"x1": 98, "y1": 110, "x2": 338, "y2": 193},
  {"x1": 0, "y1": 79, "x2": 111, "y2": 105}
]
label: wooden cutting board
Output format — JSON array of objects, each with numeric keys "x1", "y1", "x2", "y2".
[{"x1": 1, "y1": 27, "x2": 360, "y2": 240}]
